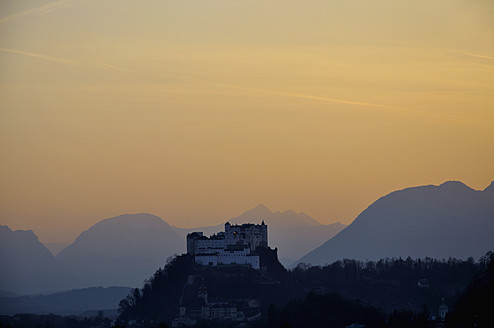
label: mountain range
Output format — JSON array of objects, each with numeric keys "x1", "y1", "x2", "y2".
[
  {"x1": 297, "y1": 181, "x2": 494, "y2": 266},
  {"x1": 1, "y1": 180, "x2": 493, "y2": 298},
  {"x1": 0, "y1": 206, "x2": 344, "y2": 294}
]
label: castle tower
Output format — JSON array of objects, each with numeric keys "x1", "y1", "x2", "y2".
[
  {"x1": 187, "y1": 232, "x2": 203, "y2": 255},
  {"x1": 260, "y1": 220, "x2": 268, "y2": 247}
]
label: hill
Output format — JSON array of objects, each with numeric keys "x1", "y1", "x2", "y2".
[
  {"x1": 0, "y1": 225, "x2": 56, "y2": 295},
  {"x1": 55, "y1": 213, "x2": 183, "y2": 290},
  {"x1": 297, "y1": 181, "x2": 494, "y2": 266},
  {"x1": 445, "y1": 252, "x2": 494, "y2": 327},
  {"x1": 117, "y1": 247, "x2": 294, "y2": 325},
  {"x1": 0, "y1": 286, "x2": 132, "y2": 316}
]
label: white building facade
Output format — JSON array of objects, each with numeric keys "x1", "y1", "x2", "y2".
[{"x1": 186, "y1": 221, "x2": 267, "y2": 270}]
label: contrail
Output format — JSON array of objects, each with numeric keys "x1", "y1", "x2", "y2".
[
  {"x1": 100, "y1": 64, "x2": 137, "y2": 73},
  {"x1": 0, "y1": 48, "x2": 81, "y2": 65},
  {"x1": 191, "y1": 77, "x2": 416, "y2": 112},
  {"x1": 422, "y1": 45, "x2": 494, "y2": 62},
  {"x1": 164, "y1": 74, "x2": 468, "y2": 122},
  {"x1": 0, "y1": 47, "x2": 137, "y2": 73},
  {"x1": 251, "y1": 88, "x2": 468, "y2": 122},
  {"x1": 0, "y1": 47, "x2": 469, "y2": 123},
  {"x1": 445, "y1": 49, "x2": 494, "y2": 61},
  {"x1": 171, "y1": 76, "x2": 405, "y2": 110},
  {"x1": 0, "y1": 0, "x2": 75, "y2": 24},
  {"x1": 258, "y1": 90, "x2": 406, "y2": 111}
]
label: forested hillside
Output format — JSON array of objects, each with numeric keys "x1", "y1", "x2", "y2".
[{"x1": 116, "y1": 252, "x2": 492, "y2": 327}]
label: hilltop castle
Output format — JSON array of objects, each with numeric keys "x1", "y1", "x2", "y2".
[{"x1": 186, "y1": 221, "x2": 268, "y2": 269}]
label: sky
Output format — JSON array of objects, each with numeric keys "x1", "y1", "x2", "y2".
[{"x1": 0, "y1": 0, "x2": 493, "y2": 243}]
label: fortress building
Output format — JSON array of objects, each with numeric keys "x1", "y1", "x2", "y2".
[{"x1": 186, "y1": 221, "x2": 268, "y2": 270}]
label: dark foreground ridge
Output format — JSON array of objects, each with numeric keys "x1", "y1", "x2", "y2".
[
  {"x1": 118, "y1": 245, "x2": 292, "y2": 326},
  {"x1": 0, "y1": 252, "x2": 492, "y2": 328},
  {"x1": 112, "y1": 252, "x2": 493, "y2": 328}
]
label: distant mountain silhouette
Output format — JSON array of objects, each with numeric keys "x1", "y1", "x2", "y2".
[
  {"x1": 236, "y1": 203, "x2": 273, "y2": 220},
  {"x1": 239, "y1": 205, "x2": 345, "y2": 265},
  {"x1": 171, "y1": 224, "x2": 224, "y2": 244},
  {"x1": 484, "y1": 180, "x2": 494, "y2": 192},
  {"x1": 0, "y1": 286, "x2": 131, "y2": 315},
  {"x1": 237, "y1": 204, "x2": 321, "y2": 226},
  {"x1": 0, "y1": 225, "x2": 56, "y2": 295},
  {"x1": 43, "y1": 242, "x2": 70, "y2": 256},
  {"x1": 297, "y1": 181, "x2": 494, "y2": 266},
  {"x1": 56, "y1": 213, "x2": 183, "y2": 290},
  {"x1": 171, "y1": 204, "x2": 346, "y2": 266}
]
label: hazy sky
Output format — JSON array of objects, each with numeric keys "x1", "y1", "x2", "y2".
[{"x1": 1, "y1": 0, "x2": 493, "y2": 243}]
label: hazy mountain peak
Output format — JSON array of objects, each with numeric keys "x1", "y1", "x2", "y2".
[
  {"x1": 296, "y1": 180, "x2": 494, "y2": 266},
  {"x1": 252, "y1": 203, "x2": 272, "y2": 213},
  {"x1": 0, "y1": 225, "x2": 37, "y2": 240},
  {"x1": 0, "y1": 225, "x2": 47, "y2": 247},
  {"x1": 269, "y1": 209, "x2": 321, "y2": 227},
  {"x1": 0, "y1": 225, "x2": 55, "y2": 295},
  {"x1": 59, "y1": 213, "x2": 179, "y2": 254},
  {"x1": 438, "y1": 180, "x2": 473, "y2": 191},
  {"x1": 0, "y1": 225, "x2": 13, "y2": 233},
  {"x1": 55, "y1": 213, "x2": 183, "y2": 290},
  {"x1": 94, "y1": 212, "x2": 170, "y2": 228},
  {"x1": 236, "y1": 204, "x2": 274, "y2": 221},
  {"x1": 236, "y1": 204, "x2": 325, "y2": 227},
  {"x1": 483, "y1": 181, "x2": 494, "y2": 192}
]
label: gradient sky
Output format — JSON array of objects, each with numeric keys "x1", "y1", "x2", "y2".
[{"x1": 1, "y1": 0, "x2": 493, "y2": 243}]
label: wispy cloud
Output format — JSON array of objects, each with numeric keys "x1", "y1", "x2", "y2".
[
  {"x1": 251, "y1": 88, "x2": 468, "y2": 123},
  {"x1": 163, "y1": 74, "x2": 468, "y2": 123},
  {"x1": 165, "y1": 75, "x2": 405, "y2": 110},
  {"x1": 440, "y1": 49, "x2": 494, "y2": 61},
  {"x1": 0, "y1": 48, "x2": 81, "y2": 65},
  {"x1": 99, "y1": 64, "x2": 137, "y2": 73},
  {"x1": 258, "y1": 90, "x2": 406, "y2": 111},
  {"x1": 422, "y1": 45, "x2": 494, "y2": 63},
  {"x1": 0, "y1": 48, "x2": 469, "y2": 123},
  {"x1": 0, "y1": 0, "x2": 79, "y2": 24},
  {"x1": 0, "y1": 47, "x2": 136, "y2": 73}
]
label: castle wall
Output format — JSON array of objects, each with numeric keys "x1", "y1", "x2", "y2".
[
  {"x1": 195, "y1": 238, "x2": 225, "y2": 254},
  {"x1": 195, "y1": 254, "x2": 260, "y2": 269},
  {"x1": 187, "y1": 222, "x2": 267, "y2": 270},
  {"x1": 224, "y1": 222, "x2": 267, "y2": 251},
  {"x1": 187, "y1": 232, "x2": 203, "y2": 255}
]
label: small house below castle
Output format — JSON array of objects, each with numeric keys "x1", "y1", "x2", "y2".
[{"x1": 438, "y1": 297, "x2": 448, "y2": 320}]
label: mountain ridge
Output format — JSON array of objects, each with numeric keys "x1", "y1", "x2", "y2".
[
  {"x1": 3, "y1": 180, "x2": 490, "y2": 294},
  {"x1": 483, "y1": 180, "x2": 494, "y2": 192},
  {"x1": 296, "y1": 180, "x2": 494, "y2": 266},
  {"x1": 55, "y1": 213, "x2": 183, "y2": 290},
  {"x1": 0, "y1": 225, "x2": 56, "y2": 294}
]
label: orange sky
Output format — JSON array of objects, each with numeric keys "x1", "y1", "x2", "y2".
[{"x1": 1, "y1": 0, "x2": 493, "y2": 243}]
